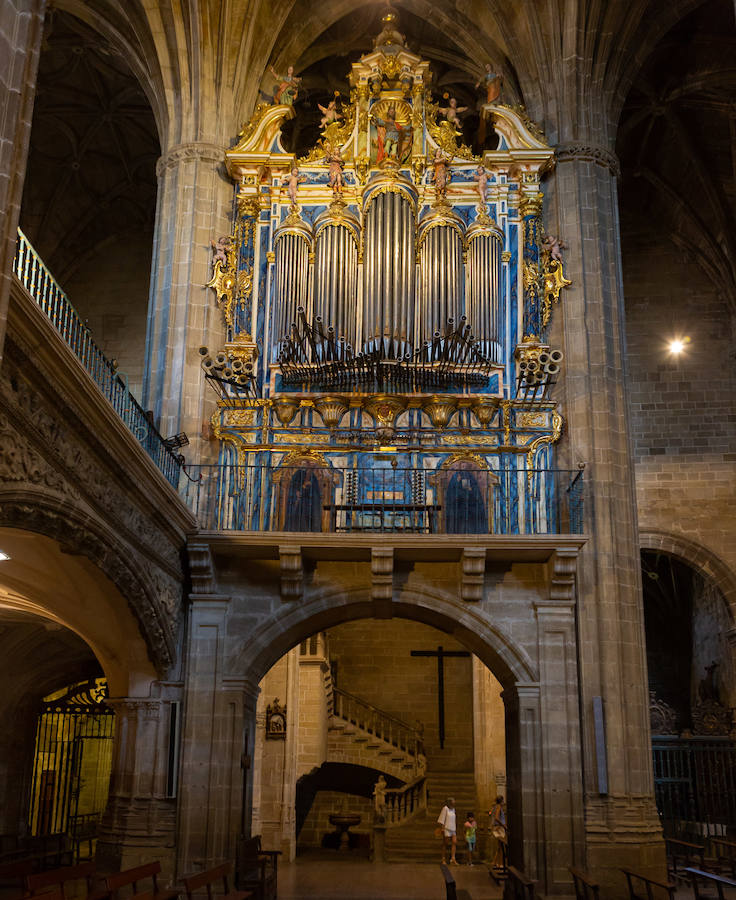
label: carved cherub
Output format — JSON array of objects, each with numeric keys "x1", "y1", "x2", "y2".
[
  {"x1": 210, "y1": 236, "x2": 232, "y2": 268},
  {"x1": 282, "y1": 166, "x2": 307, "y2": 208},
  {"x1": 438, "y1": 95, "x2": 467, "y2": 127},
  {"x1": 542, "y1": 234, "x2": 567, "y2": 263},
  {"x1": 473, "y1": 165, "x2": 490, "y2": 206},
  {"x1": 324, "y1": 143, "x2": 346, "y2": 197},
  {"x1": 318, "y1": 97, "x2": 343, "y2": 129}
]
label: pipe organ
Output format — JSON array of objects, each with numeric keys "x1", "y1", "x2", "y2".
[{"x1": 203, "y1": 8, "x2": 572, "y2": 513}]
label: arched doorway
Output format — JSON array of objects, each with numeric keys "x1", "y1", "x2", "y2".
[
  {"x1": 640, "y1": 544, "x2": 736, "y2": 840},
  {"x1": 252, "y1": 619, "x2": 507, "y2": 865}
]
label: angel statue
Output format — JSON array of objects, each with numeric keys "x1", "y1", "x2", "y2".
[
  {"x1": 542, "y1": 234, "x2": 567, "y2": 263},
  {"x1": 282, "y1": 167, "x2": 307, "y2": 208},
  {"x1": 438, "y1": 94, "x2": 467, "y2": 127},
  {"x1": 324, "y1": 143, "x2": 346, "y2": 197},
  {"x1": 210, "y1": 236, "x2": 231, "y2": 268},
  {"x1": 318, "y1": 96, "x2": 343, "y2": 129},
  {"x1": 475, "y1": 63, "x2": 503, "y2": 104},
  {"x1": 473, "y1": 166, "x2": 490, "y2": 207},
  {"x1": 429, "y1": 148, "x2": 452, "y2": 202},
  {"x1": 269, "y1": 64, "x2": 302, "y2": 105}
]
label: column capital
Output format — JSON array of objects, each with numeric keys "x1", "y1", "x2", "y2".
[
  {"x1": 555, "y1": 143, "x2": 621, "y2": 178},
  {"x1": 156, "y1": 141, "x2": 223, "y2": 176}
]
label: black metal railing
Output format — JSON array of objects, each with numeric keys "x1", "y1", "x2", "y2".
[
  {"x1": 181, "y1": 462, "x2": 584, "y2": 535},
  {"x1": 653, "y1": 737, "x2": 736, "y2": 839},
  {"x1": 12, "y1": 229, "x2": 183, "y2": 487}
]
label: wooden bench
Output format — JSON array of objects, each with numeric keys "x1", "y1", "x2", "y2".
[
  {"x1": 104, "y1": 862, "x2": 179, "y2": 900},
  {"x1": 440, "y1": 863, "x2": 457, "y2": 900},
  {"x1": 684, "y1": 867, "x2": 736, "y2": 900},
  {"x1": 666, "y1": 838, "x2": 706, "y2": 880},
  {"x1": 25, "y1": 861, "x2": 103, "y2": 898},
  {"x1": 0, "y1": 859, "x2": 34, "y2": 891},
  {"x1": 236, "y1": 838, "x2": 279, "y2": 900},
  {"x1": 570, "y1": 866, "x2": 600, "y2": 900},
  {"x1": 182, "y1": 862, "x2": 252, "y2": 900},
  {"x1": 621, "y1": 867, "x2": 676, "y2": 900},
  {"x1": 507, "y1": 865, "x2": 537, "y2": 900},
  {"x1": 711, "y1": 839, "x2": 736, "y2": 879}
]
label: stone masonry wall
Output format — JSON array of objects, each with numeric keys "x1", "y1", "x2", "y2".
[
  {"x1": 326, "y1": 619, "x2": 474, "y2": 773},
  {"x1": 622, "y1": 221, "x2": 736, "y2": 587}
]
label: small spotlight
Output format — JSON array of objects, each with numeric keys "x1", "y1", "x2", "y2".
[
  {"x1": 668, "y1": 339, "x2": 686, "y2": 355},
  {"x1": 0, "y1": 551, "x2": 10, "y2": 562}
]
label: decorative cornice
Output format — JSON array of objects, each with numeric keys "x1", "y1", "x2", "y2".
[
  {"x1": 156, "y1": 142, "x2": 223, "y2": 176},
  {"x1": 555, "y1": 143, "x2": 621, "y2": 178}
]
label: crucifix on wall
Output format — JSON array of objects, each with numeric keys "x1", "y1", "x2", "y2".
[{"x1": 410, "y1": 645, "x2": 470, "y2": 749}]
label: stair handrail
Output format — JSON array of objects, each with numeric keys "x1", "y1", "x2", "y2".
[
  {"x1": 380, "y1": 774, "x2": 428, "y2": 826},
  {"x1": 332, "y1": 686, "x2": 425, "y2": 761}
]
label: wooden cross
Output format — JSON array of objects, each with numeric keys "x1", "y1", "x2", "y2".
[{"x1": 410, "y1": 645, "x2": 470, "y2": 749}]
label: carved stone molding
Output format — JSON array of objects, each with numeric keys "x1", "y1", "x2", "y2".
[
  {"x1": 156, "y1": 141, "x2": 223, "y2": 176},
  {"x1": 371, "y1": 547, "x2": 394, "y2": 616},
  {"x1": 555, "y1": 143, "x2": 621, "y2": 178},
  {"x1": 189, "y1": 542, "x2": 217, "y2": 594},
  {"x1": 549, "y1": 549, "x2": 579, "y2": 602},
  {"x1": 460, "y1": 548, "x2": 486, "y2": 602},
  {"x1": 279, "y1": 544, "x2": 303, "y2": 601}
]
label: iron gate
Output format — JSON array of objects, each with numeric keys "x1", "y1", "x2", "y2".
[
  {"x1": 29, "y1": 678, "x2": 115, "y2": 841},
  {"x1": 653, "y1": 737, "x2": 736, "y2": 838}
]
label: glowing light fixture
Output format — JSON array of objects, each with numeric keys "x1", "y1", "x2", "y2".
[
  {"x1": 669, "y1": 340, "x2": 684, "y2": 354},
  {"x1": 0, "y1": 551, "x2": 9, "y2": 561}
]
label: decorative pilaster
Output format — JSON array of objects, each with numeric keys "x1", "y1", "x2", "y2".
[
  {"x1": 371, "y1": 547, "x2": 394, "y2": 616},
  {"x1": 520, "y1": 182, "x2": 544, "y2": 341},
  {"x1": 97, "y1": 696, "x2": 176, "y2": 876}
]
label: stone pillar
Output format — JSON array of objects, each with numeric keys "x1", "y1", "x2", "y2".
[
  {"x1": 472, "y1": 657, "x2": 505, "y2": 821},
  {"x1": 0, "y1": 699, "x2": 38, "y2": 837},
  {"x1": 177, "y1": 596, "x2": 249, "y2": 876},
  {"x1": 143, "y1": 142, "x2": 231, "y2": 456},
  {"x1": 504, "y1": 683, "x2": 542, "y2": 879},
  {"x1": 97, "y1": 695, "x2": 176, "y2": 877},
  {"x1": 550, "y1": 145, "x2": 664, "y2": 884},
  {"x1": 0, "y1": 0, "x2": 45, "y2": 362}
]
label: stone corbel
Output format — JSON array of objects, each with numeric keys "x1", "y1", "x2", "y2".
[
  {"x1": 371, "y1": 548, "x2": 394, "y2": 618},
  {"x1": 549, "y1": 548, "x2": 579, "y2": 602},
  {"x1": 460, "y1": 548, "x2": 486, "y2": 602},
  {"x1": 188, "y1": 541, "x2": 216, "y2": 594},
  {"x1": 279, "y1": 544, "x2": 303, "y2": 601}
]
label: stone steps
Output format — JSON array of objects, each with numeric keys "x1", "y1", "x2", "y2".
[{"x1": 327, "y1": 717, "x2": 422, "y2": 780}]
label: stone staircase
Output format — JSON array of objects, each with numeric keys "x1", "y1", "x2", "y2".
[
  {"x1": 384, "y1": 772, "x2": 477, "y2": 862},
  {"x1": 327, "y1": 687, "x2": 426, "y2": 781}
]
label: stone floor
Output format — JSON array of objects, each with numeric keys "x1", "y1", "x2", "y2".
[{"x1": 278, "y1": 857, "x2": 504, "y2": 900}]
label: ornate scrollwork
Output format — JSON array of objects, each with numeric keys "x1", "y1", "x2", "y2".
[{"x1": 649, "y1": 691, "x2": 678, "y2": 735}]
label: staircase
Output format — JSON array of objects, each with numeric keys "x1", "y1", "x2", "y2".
[
  {"x1": 327, "y1": 687, "x2": 426, "y2": 781},
  {"x1": 384, "y1": 772, "x2": 477, "y2": 862}
]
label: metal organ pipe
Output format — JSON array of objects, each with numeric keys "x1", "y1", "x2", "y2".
[
  {"x1": 273, "y1": 222, "x2": 313, "y2": 360},
  {"x1": 313, "y1": 205, "x2": 360, "y2": 352},
  {"x1": 361, "y1": 175, "x2": 416, "y2": 357},
  {"x1": 465, "y1": 218, "x2": 504, "y2": 363},
  {"x1": 417, "y1": 210, "x2": 465, "y2": 346}
]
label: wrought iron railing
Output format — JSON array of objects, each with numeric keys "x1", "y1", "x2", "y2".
[
  {"x1": 12, "y1": 229, "x2": 182, "y2": 487},
  {"x1": 181, "y1": 463, "x2": 584, "y2": 534},
  {"x1": 653, "y1": 737, "x2": 736, "y2": 839},
  {"x1": 332, "y1": 687, "x2": 425, "y2": 769}
]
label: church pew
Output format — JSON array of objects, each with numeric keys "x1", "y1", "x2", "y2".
[
  {"x1": 182, "y1": 861, "x2": 251, "y2": 900},
  {"x1": 621, "y1": 867, "x2": 676, "y2": 900},
  {"x1": 236, "y1": 837, "x2": 280, "y2": 900},
  {"x1": 103, "y1": 862, "x2": 179, "y2": 900},
  {"x1": 684, "y1": 867, "x2": 736, "y2": 900},
  {"x1": 440, "y1": 863, "x2": 457, "y2": 900},
  {"x1": 710, "y1": 839, "x2": 736, "y2": 879},
  {"x1": 569, "y1": 866, "x2": 600, "y2": 900},
  {"x1": 666, "y1": 837, "x2": 706, "y2": 880},
  {"x1": 507, "y1": 865, "x2": 538, "y2": 900},
  {"x1": 25, "y1": 860, "x2": 108, "y2": 900}
]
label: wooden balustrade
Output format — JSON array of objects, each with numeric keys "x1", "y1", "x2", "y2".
[
  {"x1": 332, "y1": 687, "x2": 424, "y2": 768},
  {"x1": 383, "y1": 776, "x2": 427, "y2": 825}
]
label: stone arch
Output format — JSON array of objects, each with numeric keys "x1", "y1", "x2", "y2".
[
  {"x1": 640, "y1": 529, "x2": 736, "y2": 626},
  {"x1": 234, "y1": 585, "x2": 538, "y2": 691},
  {"x1": 0, "y1": 487, "x2": 175, "y2": 677}
]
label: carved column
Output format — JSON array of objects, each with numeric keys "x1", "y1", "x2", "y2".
[
  {"x1": 97, "y1": 695, "x2": 176, "y2": 876},
  {"x1": 519, "y1": 181, "x2": 544, "y2": 341},
  {"x1": 548, "y1": 145, "x2": 664, "y2": 883},
  {"x1": 0, "y1": 0, "x2": 45, "y2": 362},
  {"x1": 143, "y1": 142, "x2": 232, "y2": 456}
]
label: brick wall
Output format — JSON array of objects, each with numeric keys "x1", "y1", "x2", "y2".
[
  {"x1": 326, "y1": 620, "x2": 474, "y2": 772},
  {"x1": 622, "y1": 220, "x2": 736, "y2": 581}
]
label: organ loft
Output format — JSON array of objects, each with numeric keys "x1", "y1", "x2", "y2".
[{"x1": 0, "y1": 2, "x2": 734, "y2": 899}]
